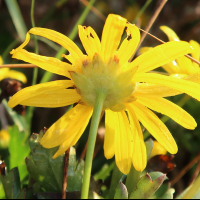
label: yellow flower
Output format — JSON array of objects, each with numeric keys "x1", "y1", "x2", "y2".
[
  {"x1": 7, "y1": 14, "x2": 200, "y2": 174},
  {"x1": 0, "y1": 56, "x2": 27, "y2": 83},
  {"x1": 140, "y1": 26, "x2": 200, "y2": 76},
  {"x1": 0, "y1": 129, "x2": 10, "y2": 148}
]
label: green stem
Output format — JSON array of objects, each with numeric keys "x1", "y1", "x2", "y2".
[
  {"x1": 40, "y1": 0, "x2": 96, "y2": 83},
  {"x1": 132, "y1": 0, "x2": 153, "y2": 24},
  {"x1": 81, "y1": 91, "x2": 106, "y2": 199},
  {"x1": 183, "y1": 175, "x2": 200, "y2": 199},
  {"x1": 143, "y1": 94, "x2": 191, "y2": 140},
  {"x1": 5, "y1": 0, "x2": 27, "y2": 41}
]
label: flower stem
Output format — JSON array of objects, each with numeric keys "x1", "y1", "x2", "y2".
[{"x1": 81, "y1": 90, "x2": 106, "y2": 199}]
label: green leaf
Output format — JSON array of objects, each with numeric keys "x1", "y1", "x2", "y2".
[
  {"x1": 125, "y1": 139, "x2": 154, "y2": 196},
  {"x1": 114, "y1": 182, "x2": 128, "y2": 199},
  {"x1": 129, "y1": 173, "x2": 166, "y2": 199},
  {"x1": 145, "y1": 139, "x2": 154, "y2": 160},
  {"x1": 150, "y1": 183, "x2": 169, "y2": 199},
  {"x1": 0, "y1": 167, "x2": 21, "y2": 199},
  {"x1": 8, "y1": 125, "x2": 30, "y2": 182},
  {"x1": 125, "y1": 165, "x2": 141, "y2": 196},
  {"x1": 26, "y1": 132, "x2": 84, "y2": 192},
  {"x1": 149, "y1": 172, "x2": 168, "y2": 181},
  {"x1": 67, "y1": 148, "x2": 84, "y2": 192},
  {"x1": 160, "y1": 188, "x2": 175, "y2": 199}
]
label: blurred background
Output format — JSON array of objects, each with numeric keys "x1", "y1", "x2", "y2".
[{"x1": 0, "y1": 0, "x2": 200, "y2": 197}]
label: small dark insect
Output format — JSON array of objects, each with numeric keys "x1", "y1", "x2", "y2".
[
  {"x1": 0, "y1": 78, "x2": 26, "y2": 115},
  {"x1": 147, "y1": 155, "x2": 176, "y2": 173}
]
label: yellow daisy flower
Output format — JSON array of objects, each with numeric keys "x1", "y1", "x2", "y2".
[
  {"x1": 0, "y1": 56, "x2": 27, "y2": 83},
  {"x1": 7, "y1": 14, "x2": 200, "y2": 174}
]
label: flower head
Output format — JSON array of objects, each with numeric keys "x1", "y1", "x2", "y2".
[
  {"x1": 8, "y1": 14, "x2": 200, "y2": 174},
  {"x1": 0, "y1": 56, "x2": 27, "y2": 83}
]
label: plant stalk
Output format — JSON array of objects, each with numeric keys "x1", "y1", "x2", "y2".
[{"x1": 81, "y1": 91, "x2": 106, "y2": 199}]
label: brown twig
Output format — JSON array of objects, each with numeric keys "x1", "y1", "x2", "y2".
[
  {"x1": 130, "y1": 0, "x2": 168, "y2": 61},
  {"x1": 0, "y1": 64, "x2": 37, "y2": 68},
  {"x1": 170, "y1": 153, "x2": 200, "y2": 187},
  {"x1": 189, "y1": 161, "x2": 200, "y2": 186},
  {"x1": 138, "y1": 28, "x2": 200, "y2": 66},
  {"x1": 79, "y1": 0, "x2": 106, "y2": 21},
  {"x1": 62, "y1": 148, "x2": 70, "y2": 199}
]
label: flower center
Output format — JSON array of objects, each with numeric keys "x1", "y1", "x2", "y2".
[{"x1": 70, "y1": 54, "x2": 137, "y2": 111}]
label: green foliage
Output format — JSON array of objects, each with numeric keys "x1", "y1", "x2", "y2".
[
  {"x1": 0, "y1": 167, "x2": 34, "y2": 199},
  {"x1": 114, "y1": 182, "x2": 128, "y2": 199},
  {"x1": 26, "y1": 131, "x2": 84, "y2": 193},
  {"x1": 8, "y1": 125, "x2": 30, "y2": 182},
  {"x1": 129, "y1": 173, "x2": 166, "y2": 199}
]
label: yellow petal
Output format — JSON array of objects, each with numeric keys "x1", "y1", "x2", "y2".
[
  {"x1": 0, "y1": 56, "x2": 3, "y2": 65},
  {"x1": 53, "y1": 106, "x2": 93, "y2": 158},
  {"x1": 130, "y1": 102, "x2": 178, "y2": 154},
  {"x1": 11, "y1": 49, "x2": 77, "y2": 78},
  {"x1": 139, "y1": 47, "x2": 181, "y2": 74},
  {"x1": 115, "y1": 23, "x2": 140, "y2": 65},
  {"x1": 135, "y1": 82, "x2": 181, "y2": 97},
  {"x1": 29, "y1": 28, "x2": 83, "y2": 61},
  {"x1": 101, "y1": 14, "x2": 127, "y2": 63},
  {"x1": 4, "y1": 70, "x2": 27, "y2": 83},
  {"x1": 190, "y1": 40, "x2": 200, "y2": 61},
  {"x1": 134, "y1": 73, "x2": 200, "y2": 101},
  {"x1": 139, "y1": 47, "x2": 152, "y2": 55},
  {"x1": 176, "y1": 56, "x2": 193, "y2": 74},
  {"x1": 136, "y1": 95, "x2": 197, "y2": 129},
  {"x1": 78, "y1": 25, "x2": 101, "y2": 59},
  {"x1": 126, "y1": 105, "x2": 147, "y2": 172},
  {"x1": 189, "y1": 40, "x2": 200, "y2": 71},
  {"x1": 20, "y1": 89, "x2": 80, "y2": 108},
  {"x1": 150, "y1": 141, "x2": 167, "y2": 158},
  {"x1": 162, "y1": 61, "x2": 181, "y2": 74},
  {"x1": 40, "y1": 104, "x2": 92, "y2": 148},
  {"x1": 8, "y1": 80, "x2": 74, "y2": 108},
  {"x1": 0, "y1": 68, "x2": 10, "y2": 80},
  {"x1": 129, "y1": 41, "x2": 192, "y2": 74},
  {"x1": 114, "y1": 111, "x2": 132, "y2": 175},
  {"x1": 160, "y1": 26, "x2": 180, "y2": 41},
  {"x1": 104, "y1": 110, "x2": 115, "y2": 159}
]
